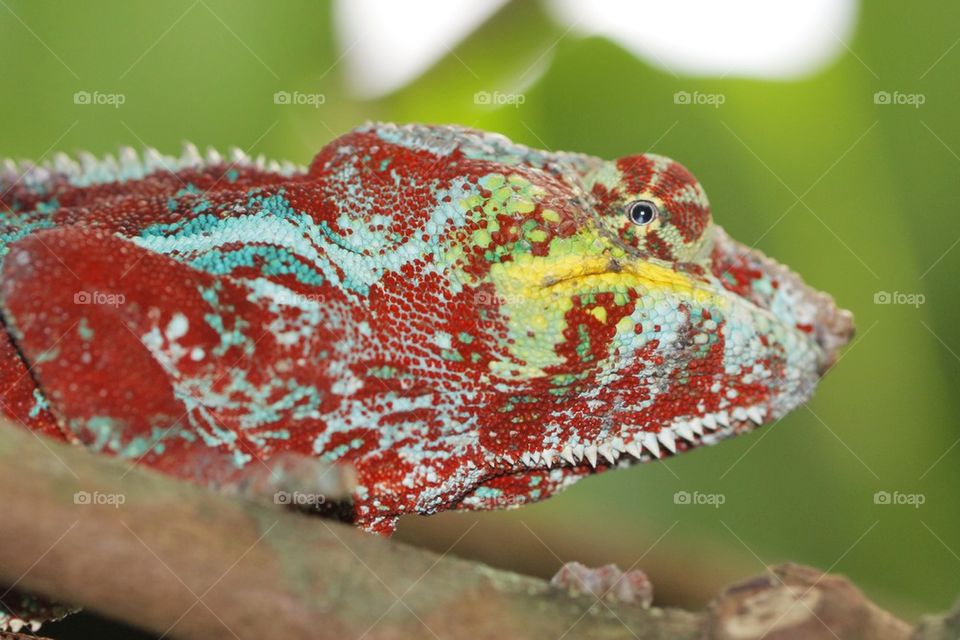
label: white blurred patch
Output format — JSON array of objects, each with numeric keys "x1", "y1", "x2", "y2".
[
  {"x1": 335, "y1": 0, "x2": 508, "y2": 97},
  {"x1": 547, "y1": 0, "x2": 858, "y2": 78},
  {"x1": 335, "y1": 0, "x2": 859, "y2": 97}
]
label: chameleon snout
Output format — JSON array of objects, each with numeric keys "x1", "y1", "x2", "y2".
[{"x1": 710, "y1": 227, "x2": 855, "y2": 375}]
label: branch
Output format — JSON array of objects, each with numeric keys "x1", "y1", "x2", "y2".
[{"x1": 0, "y1": 422, "x2": 923, "y2": 639}]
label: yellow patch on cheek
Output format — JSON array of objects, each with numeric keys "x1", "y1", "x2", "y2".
[
  {"x1": 497, "y1": 253, "x2": 720, "y2": 306},
  {"x1": 482, "y1": 251, "x2": 729, "y2": 378}
]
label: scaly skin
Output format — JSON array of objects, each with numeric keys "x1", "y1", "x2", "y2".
[{"x1": 0, "y1": 122, "x2": 852, "y2": 629}]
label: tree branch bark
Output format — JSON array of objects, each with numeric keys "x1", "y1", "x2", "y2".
[{"x1": 0, "y1": 422, "x2": 924, "y2": 639}]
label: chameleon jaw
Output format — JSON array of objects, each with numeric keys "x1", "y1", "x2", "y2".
[{"x1": 498, "y1": 404, "x2": 770, "y2": 471}]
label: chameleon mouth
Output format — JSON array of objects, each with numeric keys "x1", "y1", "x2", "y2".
[{"x1": 503, "y1": 404, "x2": 771, "y2": 471}]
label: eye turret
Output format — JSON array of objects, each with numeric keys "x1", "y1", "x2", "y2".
[{"x1": 626, "y1": 200, "x2": 659, "y2": 226}]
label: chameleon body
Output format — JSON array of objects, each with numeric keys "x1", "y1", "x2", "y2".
[{"x1": 0, "y1": 123, "x2": 852, "y2": 629}]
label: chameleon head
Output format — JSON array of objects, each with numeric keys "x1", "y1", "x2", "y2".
[{"x1": 460, "y1": 149, "x2": 853, "y2": 493}]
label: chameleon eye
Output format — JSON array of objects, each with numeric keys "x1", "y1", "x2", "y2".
[{"x1": 626, "y1": 200, "x2": 658, "y2": 226}]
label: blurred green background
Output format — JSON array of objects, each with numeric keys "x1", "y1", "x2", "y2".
[{"x1": 3, "y1": 0, "x2": 958, "y2": 634}]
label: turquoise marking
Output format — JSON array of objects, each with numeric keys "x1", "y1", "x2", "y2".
[
  {"x1": 82, "y1": 416, "x2": 121, "y2": 453},
  {"x1": 35, "y1": 198, "x2": 59, "y2": 214},
  {"x1": 198, "y1": 282, "x2": 252, "y2": 356},
  {"x1": 118, "y1": 427, "x2": 175, "y2": 458},
  {"x1": 190, "y1": 245, "x2": 326, "y2": 286},
  {"x1": 77, "y1": 318, "x2": 94, "y2": 342},
  {"x1": 0, "y1": 216, "x2": 56, "y2": 256},
  {"x1": 140, "y1": 212, "x2": 221, "y2": 238},
  {"x1": 28, "y1": 388, "x2": 49, "y2": 419}
]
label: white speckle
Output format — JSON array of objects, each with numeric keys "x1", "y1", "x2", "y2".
[
  {"x1": 432, "y1": 331, "x2": 453, "y2": 350},
  {"x1": 190, "y1": 347, "x2": 206, "y2": 361},
  {"x1": 141, "y1": 327, "x2": 163, "y2": 352},
  {"x1": 14, "y1": 250, "x2": 30, "y2": 266},
  {"x1": 165, "y1": 313, "x2": 189, "y2": 340}
]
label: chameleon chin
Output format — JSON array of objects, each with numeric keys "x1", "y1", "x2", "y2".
[{"x1": 0, "y1": 122, "x2": 852, "y2": 630}]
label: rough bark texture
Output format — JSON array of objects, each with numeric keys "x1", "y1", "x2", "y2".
[{"x1": 0, "y1": 422, "x2": 931, "y2": 639}]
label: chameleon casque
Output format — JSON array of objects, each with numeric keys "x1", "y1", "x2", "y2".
[{"x1": 0, "y1": 123, "x2": 852, "y2": 630}]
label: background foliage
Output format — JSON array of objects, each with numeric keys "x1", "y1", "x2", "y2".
[{"x1": 2, "y1": 0, "x2": 958, "y2": 633}]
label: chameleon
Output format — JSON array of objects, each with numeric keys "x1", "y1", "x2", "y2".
[{"x1": 0, "y1": 122, "x2": 852, "y2": 631}]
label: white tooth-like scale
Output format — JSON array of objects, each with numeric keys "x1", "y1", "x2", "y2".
[
  {"x1": 598, "y1": 442, "x2": 616, "y2": 464},
  {"x1": 573, "y1": 444, "x2": 585, "y2": 461},
  {"x1": 674, "y1": 423, "x2": 696, "y2": 444},
  {"x1": 585, "y1": 445, "x2": 598, "y2": 468},
  {"x1": 658, "y1": 429, "x2": 677, "y2": 454},
  {"x1": 642, "y1": 433, "x2": 661, "y2": 457}
]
